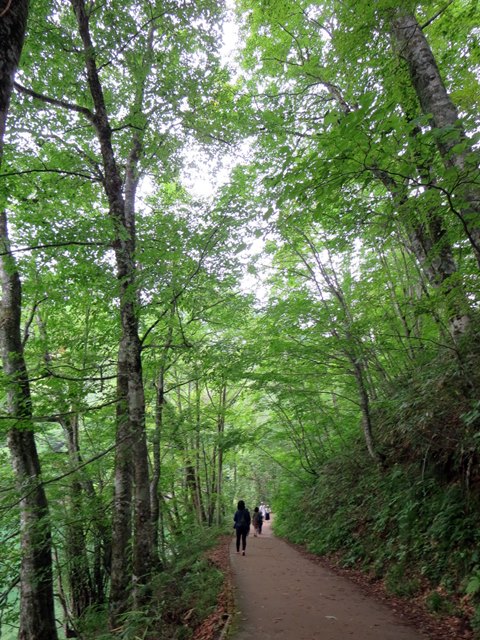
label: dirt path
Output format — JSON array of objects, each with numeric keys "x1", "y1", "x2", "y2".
[{"x1": 229, "y1": 518, "x2": 427, "y2": 640}]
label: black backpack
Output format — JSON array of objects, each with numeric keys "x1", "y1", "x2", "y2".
[{"x1": 237, "y1": 509, "x2": 248, "y2": 528}]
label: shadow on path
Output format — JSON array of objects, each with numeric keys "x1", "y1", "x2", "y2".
[{"x1": 230, "y1": 518, "x2": 427, "y2": 640}]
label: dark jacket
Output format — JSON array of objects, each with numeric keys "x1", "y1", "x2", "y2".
[{"x1": 233, "y1": 508, "x2": 251, "y2": 531}]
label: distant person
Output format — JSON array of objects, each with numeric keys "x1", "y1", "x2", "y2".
[
  {"x1": 265, "y1": 505, "x2": 270, "y2": 521},
  {"x1": 259, "y1": 502, "x2": 266, "y2": 518},
  {"x1": 233, "y1": 500, "x2": 251, "y2": 556},
  {"x1": 252, "y1": 506, "x2": 263, "y2": 536}
]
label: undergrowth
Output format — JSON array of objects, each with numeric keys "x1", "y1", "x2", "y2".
[
  {"x1": 273, "y1": 337, "x2": 480, "y2": 635},
  {"x1": 274, "y1": 459, "x2": 480, "y2": 627},
  {"x1": 77, "y1": 525, "x2": 226, "y2": 640}
]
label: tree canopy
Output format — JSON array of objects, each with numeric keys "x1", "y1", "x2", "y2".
[{"x1": 1, "y1": 0, "x2": 480, "y2": 638}]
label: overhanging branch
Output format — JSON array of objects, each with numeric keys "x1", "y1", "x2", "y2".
[{"x1": 14, "y1": 82, "x2": 94, "y2": 120}]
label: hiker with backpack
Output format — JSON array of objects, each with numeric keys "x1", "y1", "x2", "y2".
[{"x1": 233, "y1": 499, "x2": 251, "y2": 556}]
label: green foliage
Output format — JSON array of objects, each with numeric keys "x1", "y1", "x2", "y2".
[
  {"x1": 425, "y1": 590, "x2": 455, "y2": 615},
  {"x1": 384, "y1": 565, "x2": 421, "y2": 598},
  {"x1": 75, "y1": 526, "x2": 226, "y2": 640},
  {"x1": 374, "y1": 333, "x2": 480, "y2": 478},
  {"x1": 2, "y1": 0, "x2": 480, "y2": 635},
  {"x1": 472, "y1": 605, "x2": 480, "y2": 640},
  {"x1": 466, "y1": 568, "x2": 480, "y2": 598},
  {"x1": 147, "y1": 526, "x2": 226, "y2": 640},
  {"x1": 273, "y1": 447, "x2": 480, "y2": 608}
]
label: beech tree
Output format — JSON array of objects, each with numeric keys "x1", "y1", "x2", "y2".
[
  {"x1": 237, "y1": 0, "x2": 479, "y2": 307},
  {"x1": 0, "y1": 1, "x2": 59, "y2": 638},
  {"x1": 391, "y1": 7, "x2": 480, "y2": 271},
  {"x1": 1, "y1": 0, "x2": 479, "y2": 636},
  {"x1": 1, "y1": 0, "x2": 246, "y2": 631},
  {"x1": 231, "y1": 0, "x2": 479, "y2": 468}
]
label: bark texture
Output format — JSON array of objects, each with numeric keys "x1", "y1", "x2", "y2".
[
  {"x1": 1, "y1": 2, "x2": 58, "y2": 638},
  {"x1": 151, "y1": 321, "x2": 173, "y2": 558},
  {"x1": 62, "y1": 415, "x2": 93, "y2": 619},
  {"x1": 215, "y1": 385, "x2": 227, "y2": 526},
  {"x1": 0, "y1": 214, "x2": 58, "y2": 640},
  {"x1": 69, "y1": 0, "x2": 152, "y2": 622},
  {"x1": 392, "y1": 11, "x2": 480, "y2": 266},
  {"x1": 0, "y1": 0, "x2": 29, "y2": 163}
]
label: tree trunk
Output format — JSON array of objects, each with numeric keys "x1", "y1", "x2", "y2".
[
  {"x1": 208, "y1": 447, "x2": 217, "y2": 526},
  {"x1": 69, "y1": 0, "x2": 153, "y2": 621},
  {"x1": 295, "y1": 236, "x2": 384, "y2": 464},
  {"x1": 151, "y1": 369, "x2": 164, "y2": 553},
  {"x1": 351, "y1": 358, "x2": 383, "y2": 465},
  {"x1": 215, "y1": 385, "x2": 227, "y2": 526},
  {"x1": 0, "y1": 0, "x2": 29, "y2": 163},
  {"x1": 151, "y1": 320, "x2": 174, "y2": 559},
  {"x1": 194, "y1": 379, "x2": 206, "y2": 522},
  {"x1": 391, "y1": 10, "x2": 480, "y2": 266},
  {"x1": 0, "y1": 213, "x2": 58, "y2": 640},
  {"x1": 185, "y1": 460, "x2": 202, "y2": 520},
  {"x1": 0, "y1": 4, "x2": 58, "y2": 637},
  {"x1": 62, "y1": 415, "x2": 93, "y2": 619},
  {"x1": 38, "y1": 309, "x2": 110, "y2": 609}
]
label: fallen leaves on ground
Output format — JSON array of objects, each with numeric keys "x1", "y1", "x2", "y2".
[{"x1": 192, "y1": 535, "x2": 235, "y2": 640}]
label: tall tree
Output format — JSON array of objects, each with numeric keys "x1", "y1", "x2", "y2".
[
  {"x1": 0, "y1": 0, "x2": 28, "y2": 162},
  {"x1": 0, "y1": 1, "x2": 58, "y2": 638},
  {"x1": 391, "y1": 7, "x2": 480, "y2": 268},
  {"x1": 0, "y1": 218, "x2": 58, "y2": 640},
  {"x1": 237, "y1": 0, "x2": 475, "y2": 336},
  {"x1": 67, "y1": 0, "x2": 153, "y2": 618}
]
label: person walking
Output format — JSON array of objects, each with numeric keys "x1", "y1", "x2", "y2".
[
  {"x1": 233, "y1": 500, "x2": 251, "y2": 556},
  {"x1": 252, "y1": 506, "x2": 263, "y2": 536}
]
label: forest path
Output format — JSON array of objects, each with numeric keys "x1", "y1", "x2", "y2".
[{"x1": 229, "y1": 517, "x2": 427, "y2": 640}]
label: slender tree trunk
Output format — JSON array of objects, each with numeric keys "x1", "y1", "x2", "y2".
[
  {"x1": 151, "y1": 321, "x2": 173, "y2": 557},
  {"x1": 209, "y1": 447, "x2": 217, "y2": 525},
  {"x1": 215, "y1": 385, "x2": 227, "y2": 526},
  {"x1": 351, "y1": 358, "x2": 383, "y2": 465},
  {"x1": 295, "y1": 236, "x2": 384, "y2": 464},
  {"x1": 202, "y1": 440, "x2": 214, "y2": 525},
  {"x1": 69, "y1": 0, "x2": 153, "y2": 620},
  {"x1": 151, "y1": 372, "x2": 162, "y2": 550},
  {"x1": 391, "y1": 10, "x2": 480, "y2": 266},
  {"x1": 151, "y1": 366, "x2": 166, "y2": 556},
  {"x1": 0, "y1": 214, "x2": 58, "y2": 640},
  {"x1": 194, "y1": 379, "x2": 206, "y2": 522},
  {"x1": 38, "y1": 312, "x2": 110, "y2": 610},
  {"x1": 62, "y1": 415, "x2": 93, "y2": 619},
  {"x1": 185, "y1": 460, "x2": 201, "y2": 520},
  {"x1": 185, "y1": 382, "x2": 204, "y2": 524}
]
